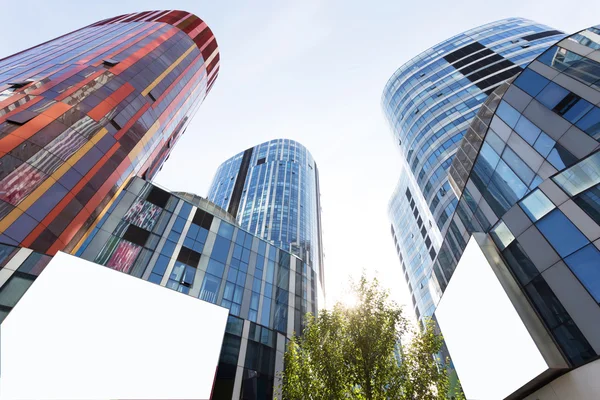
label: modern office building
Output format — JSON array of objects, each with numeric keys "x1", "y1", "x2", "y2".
[
  {"x1": 382, "y1": 18, "x2": 565, "y2": 322},
  {"x1": 0, "y1": 10, "x2": 219, "y2": 256},
  {"x1": 208, "y1": 139, "x2": 325, "y2": 301},
  {"x1": 1, "y1": 176, "x2": 316, "y2": 399},
  {"x1": 433, "y1": 26, "x2": 600, "y2": 399}
]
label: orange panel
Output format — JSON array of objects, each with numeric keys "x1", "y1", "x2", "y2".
[
  {"x1": 41, "y1": 101, "x2": 72, "y2": 119},
  {"x1": 87, "y1": 100, "x2": 114, "y2": 122},
  {"x1": 0, "y1": 114, "x2": 54, "y2": 152},
  {"x1": 0, "y1": 97, "x2": 43, "y2": 125},
  {"x1": 0, "y1": 93, "x2": 26, "y2": 110}
]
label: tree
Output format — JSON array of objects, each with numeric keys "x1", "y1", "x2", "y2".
[
  {"x1": 398, "y1": 319, "x2": 450, "y2": 400},
  {"x1": 280, "y1": 275, "x2": 454, "y2": 400}
]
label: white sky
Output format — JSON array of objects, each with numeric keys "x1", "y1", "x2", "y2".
[{"x1": 2, "y1": 0, "x2": 600, "y2": 320}]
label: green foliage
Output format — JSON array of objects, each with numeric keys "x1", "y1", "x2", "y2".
[
  {"x1": 397, "y1": 320, "x2": 449, "y2": 400},
  {"x1": 280, "y1": 275, "x2": 454, "y2": 400}
]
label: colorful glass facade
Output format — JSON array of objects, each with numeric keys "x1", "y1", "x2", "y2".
[
  {"x1": 75, "y1": 176, "x2": 317, "y2": 399},
  {"x1": 382, "y1": 18, "x2": 564, "y2": 322},
  {"x1": 435, "y1": 26, "x2": 600, "y2": 369},
  {"x1": 0, "y1": 10, "x2": 219, "y2": 256},
  {"x1": 207, "y1": 139, "x2": 325, "y2": 301}
]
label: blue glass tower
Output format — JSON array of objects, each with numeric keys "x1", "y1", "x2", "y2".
[
  {"x1": 433, "y1": 25, "x2": 600, "y2": 398},
  {"x1": 382, "y1": 18, "x2": 565, "y2": 322},
  {"x1": 207, "y1": 139, "x2": 325, "y2": 301}
]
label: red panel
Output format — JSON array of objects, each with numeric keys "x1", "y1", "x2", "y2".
[
  {"x1": 27, "y1": 142, "x2": 121, "y2": 252},
  {"x1": 0, "y1": 113, "x2": 54, "y2": 153},
  {"x1": 88, "y1": 83, "x2": 134, "y2": 121},
  {"x1": 48, "y1": 153, "x2": 126, "y2": 255}
]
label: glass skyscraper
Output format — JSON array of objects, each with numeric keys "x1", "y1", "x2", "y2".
[
  {"x1": 382, "y1": 18, "x2": 565, "y2": 322},
  {"x1": 0, "y1": 10, "x2": 219, "y2": 256},
  {"x1": 208, "y1": 139, "x2": 325, "y2": 301},
  {"x1": 433, "y1": 25, "x2": 600, "y2": 398}
]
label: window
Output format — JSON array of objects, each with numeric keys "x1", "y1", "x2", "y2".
[
  {"x1": 562, "y1": 51, "x2": 600, "y2": 86},
  {"x1": 553, "y1": 151, "x2": 600, "y2": 196},
  {"x1": 514, "y1": 115, "x2": 541, "y2": 145},
  {"x1": 496, "y1": 101, "x2": 521, "y2": 128},
  {"x1": 536, "y1": 82, "x2": 569, "y2": 110},
  {"x1": 503, "y1": 241, "x2": 538, "y2": 285},
  {"x1": 193, "y1": 209, "x2": 213, "y2": 230},
  {"x1": 219, "y1": 334, "x2": 241, "y2": 366},
  {"x1": 122, "y1": 224, "x2": 150, "y2": 246},
  {"x1": 102, "y1": 58, "x2": 119, "y2": 67},
  {"x1": 218, "y1": 222, "x2": 234, "y2": 239},
  {"x1": 200, "y1": 274, "x2": 221, "y2": 304},
  {"x1": 490, "y1": 159, "x2": 528, "y2": 204},
  {"x1": 211, "y1": 236, "x2": 231, "y2": 263},
  {"x1": 536, "y1": 209, "x2": 589, "y2": 257},
  {"x1": 557, "y1": 96, "x2": 593, "y2": 124},
  {"x1": 207, "y1": 258, "x2": 225, "y2": 277},
  {"x1": 490, "y1": 221, "x2": 515, "y2": 251},
  {"x1": 177, "y1": 246, "x2": 201, "y2": 267},
  {"x1": 565, "y1": 244, "x2": 600, "y2": 302},
  {"x1": 146, "y1": 187, "x2": 170, "y2": 208},
  {"x1": 537, "y1": 46, "x2": 569, "y2": 72},
  {"x1": 225, "y1": 315, "x2": 244, "y2": 336},
  {"x1": 547, "y1": 144, "x2": 577, "y2": 171},
  {"x1": 166, "y1": 262, "x2": 196, "y2": 294},
  {"x1": 571, "y1": 29, "x2": 600, "y2": 51},
  {"x1": 533, "y1": 131, "x2": 555, "y2": 157},
  {"x1": 513, "y1": 69, "x2": 550, "y2": 97},
  {"x1": 7, "y1": 80, "x2": 31, "y2": 88},
  {"x1": 257, "y1": 158, "x2": 266, "y2": 165},
  {"x1": 502, "y1": 146, "x2": 534, "y2": 185},
  {"x1": 0, "y1": 274, "x2": 34, "y2": 308},
  {"x1": 524, "y1": 276, "x2": 570, "y2": 329},
  {"x1": 576, "y1": 107, "x2": 600, "y2": 139},
  {"x1": 7, "y1": 110, "x2": 37, "y2": 125},
  {"x1": 520, "y1": 189, "x2": 555, "y2": 222},
  {"x1": 574, "y1": 184, "x2": 600, "y2": 225}
]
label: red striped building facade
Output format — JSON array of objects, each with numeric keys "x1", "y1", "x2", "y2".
[{"x1": 0, "y1": 10, "x2": 219, "y2": 255}]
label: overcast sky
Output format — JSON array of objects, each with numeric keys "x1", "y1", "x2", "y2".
[{"x1": 2, "y1": 0, "x2": 600, "y2": 318}]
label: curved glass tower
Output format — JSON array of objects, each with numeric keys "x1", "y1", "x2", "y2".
[
  {"x1": 0, "y1": 10, "x2": 219, "y2": 256},
  {"x1": 383, "y1": 18, "x2": 564, "y2": 321},
  {"x1": 435, "y1": 25, "x2": 600, "y2": 398},
  {"x1": 207, "y1": 139, "x2": 325, "y2": 300}
]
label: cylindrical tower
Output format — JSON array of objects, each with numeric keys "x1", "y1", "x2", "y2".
[
  {"x1": 0, "y1": 10, "x2": 219, "y2": 255},
  {"x1": 207, "y1": 139, "x2": 325, "y2": 302}
]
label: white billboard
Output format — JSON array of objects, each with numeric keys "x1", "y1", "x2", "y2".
[
  {"x1": 0, "y1": 251, "x2": 229, "y2": 400},
  {"x1": 435, "y1": 235, "x2": 566, "y2": 400}
]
